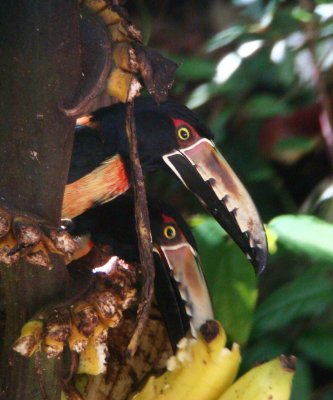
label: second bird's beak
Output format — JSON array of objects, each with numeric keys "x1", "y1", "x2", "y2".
[
  {"x1": 153, "y1": 241, "x2": 214, "y2": 341},
  {"x1": 163, "y1": 138, "x2": 267, "y2": 273}
]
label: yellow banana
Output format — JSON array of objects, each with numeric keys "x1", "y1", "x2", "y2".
[
  {"x1": 82, "y1": 0, "x2": 107, "y2": 13},
  {"x1": 186, "y1": 342, "x2": 241, "y2": 400},
  {"x1": 68, "y1": 321, "x2": 89, "y2": 353},
  {"x1": 106, "y1": 68, "x2": 140, "y2": 103},
  {"x1": 132, "y1": 320, "x2": 240, "y2": 400},
  {"x1": 77, "y1": 323, "x2": 108, "y2": 375},
  {"x1": 77, "y1": 339, "x2": 108, "y2": 375},
  {"x1": 12, "y1": 320, "x2": 43, "y2": 356},
  {"x1": 43, "y1": 336, "x2": 64, "y2": 358},
  {"x1": 218, "y1": 355, "x2": 296, "y2": 400},
  {"x1": 98, "y1": 7, "x2": 121, "y2": 25},
  {"x1": 109, "y1": 22, "x2": 134, "y2": 44},
  {"x1": 113, "y1": 43, "x2": 138, "y2": 73}
]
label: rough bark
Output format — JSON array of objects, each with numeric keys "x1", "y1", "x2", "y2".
[{"x1": 0, "y1": 1, "x2": 81, "y2": 399}]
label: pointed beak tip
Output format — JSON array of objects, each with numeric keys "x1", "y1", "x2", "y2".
[
  {"x1": 164, "y1": 142, "x2": 269, "y2": 275},
  {"x1": 251, "y1": 242, "x2": 268, "y2": 275},
  {"x1": 256, "y1": 258, "x2": 266, "y2": 275}
]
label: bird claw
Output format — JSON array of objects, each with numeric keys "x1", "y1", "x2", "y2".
[{"x1": 0, "y1": 207, "x2": 76, "y2": 269}]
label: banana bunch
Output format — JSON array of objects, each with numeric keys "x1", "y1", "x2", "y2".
[
  {"x1": 13, "y1": 254, "x2": 140, "y2": 373},
  {"x1": 81, "y1": 0, "x2": 141, "y2": 102},
  {"x1": 0, "y1": 212, "x2": 75, "y2": 268},
  {"x1": 131, "y1": 320, "x2": 295, "y2": 400},
  {"x1": 81, "y1": 0, "x2": 177, "y2": 103},
  {"x1": 63, "y1": 317, "x2": 295, "y2": 400},
  {"x1": 75, "y1": 303, "x2": 173, "y2": 400},
  {"x1": 131, "y1": 320, "x2": 241, "y2": 400}
]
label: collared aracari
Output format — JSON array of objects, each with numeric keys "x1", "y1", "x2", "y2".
[
  {"x1": 70, "y1": 196, "x2": 214, "y2": 350},
  {"x1": 64, "y1": 96, "x2": 267, "y2": 273}
]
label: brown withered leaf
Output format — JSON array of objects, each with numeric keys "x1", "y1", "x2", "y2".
[{"x1": 133, "y1": 43, "x2": 178, "y2": 103}]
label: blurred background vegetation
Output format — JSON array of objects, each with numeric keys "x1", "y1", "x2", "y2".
[{"x1": 129, "y1": 0, "x2": 333, "y2": 399}]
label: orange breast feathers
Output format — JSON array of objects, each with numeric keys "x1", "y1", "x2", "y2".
[{"x1": 62, "y1": 155, "x2": 129, "y2": 219}]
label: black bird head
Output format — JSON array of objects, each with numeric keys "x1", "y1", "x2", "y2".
[
  {"x1": 89, "y1": 97, "x2": 212, "y2": 173},
  {"x1": 82, "y1": 97, "x2": 267, "y2": 273},
  {"x1": 70, "y1": 196, "x2": 214, "y2": 347}
]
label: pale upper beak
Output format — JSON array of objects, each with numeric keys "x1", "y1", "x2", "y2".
[{"x1": 163, "y1": 138, "x2": 267, "y2": 273}]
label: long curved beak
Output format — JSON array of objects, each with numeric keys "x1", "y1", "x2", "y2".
[
  {"x1": 163, "y1": 138, "x2": 267, "y2": 273},
  {"x1": 154, "y1": 241, "x2": 214, "y2": 343}
]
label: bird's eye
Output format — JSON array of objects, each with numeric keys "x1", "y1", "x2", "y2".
[
  {"x1": 163, "y1": 225, "x2": 177, "y2": 239},
  {"x1": 177, "y1": 126, "x2": 191, "y2": 141}
]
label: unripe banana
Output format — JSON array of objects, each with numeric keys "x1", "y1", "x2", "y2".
[
  {"x1": 217, "y1": 355, "x2": 296, "y2": 400},
  {"x1": 132, "y1": 320, "x2": 240, "y2": 400}
]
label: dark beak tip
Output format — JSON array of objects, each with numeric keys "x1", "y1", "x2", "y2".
[
  {"x1": 256, "y1": 258, "x2": 266, "y2": 275},
  {"x1": 252, "y1": 243, "x2": 268, "y2": 275},
  {"x1": 164, "y1": 148, "x2": 269, "y2": 274}
]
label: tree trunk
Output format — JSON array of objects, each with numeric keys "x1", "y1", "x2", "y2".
[{"x1": 0, "y1": 1, "x2": 81, "y2": 399}]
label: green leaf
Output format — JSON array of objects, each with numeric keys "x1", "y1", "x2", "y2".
[
  {"x1": 316, "y1": 0, "x2": 333, "y2": 4},
  {"x1": 240, "y1": 337, "x2": 288, "y2": 373},
  {"x1": 186, "y1": 83, "x2": 218, "y2": 109},
  {"x1": 297, "y1": 330, "x2": 333, "y2": 369},
  {"x1": 176, "y1": 58, "x2": 215, "y2": 82},
  {"x1": 268, "y1": 215, "x2": 333, "y2": 262},
  {"x1": 291, "y1": 359, "x2": 313, "y2": 400},
  {"x1": 243, "y1": 94, "x2": 289, "y2": 118},
  {"x1": 291, "y1": 6, "x2": 314, "y2": 23},
  {"x1": 271, "y1": 136, "x2": 319, "y2": 164},
  {"x1": 274, "y1": 137, "x2": 318, "y2": 153},
  {"x1": 205, "y1": 25, "x2": 246, "y2": 52},
  {"x1": 250, "y1": 0, "x2": 279, "y2": 31},
  {"x1": 252, "y1": 268, "x2": 333, "y2": 337},
  {"x1": 191, "y1": 216, "x2": 257, "y2": 345}
]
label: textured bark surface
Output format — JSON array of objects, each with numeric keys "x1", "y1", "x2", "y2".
[
  {"x1": 125, "y1": 101, "x2": 155, "y2": 357},
  {"x1": 0, "y1": 1, "x2": 81, "y2": 399}
]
